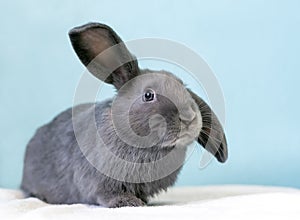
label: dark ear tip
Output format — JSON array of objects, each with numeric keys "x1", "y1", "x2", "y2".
[
  {"x1": 216, "y1": 141, "x2": 228, "y2": 163},
  {"x1": 217, "y1": 154, "x2": 228, "y2": 163},
  {"x1": 68, "y1": 22, "x2": 111, "y2": 37}
]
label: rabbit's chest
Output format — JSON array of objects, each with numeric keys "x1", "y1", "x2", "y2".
[{"x1": 130, "y1": 167, "x2": 183, "y2": 200}]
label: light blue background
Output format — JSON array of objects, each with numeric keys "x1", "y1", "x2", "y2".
[{"x1": 1, "y1": 0, "x2": 299, "y2": 189}]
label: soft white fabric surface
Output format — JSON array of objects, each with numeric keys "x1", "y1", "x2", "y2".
[{"x1": 0, "y1": 185, "x2": 300, "y2": 220}]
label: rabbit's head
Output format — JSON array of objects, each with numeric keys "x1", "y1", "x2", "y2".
[{"x1": 69, "y1": 23, "x2": 228, "y2": 163}]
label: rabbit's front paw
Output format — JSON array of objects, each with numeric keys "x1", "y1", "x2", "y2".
[{"x1": 108, "y1": 194, "x2": 145, "y2": 208}]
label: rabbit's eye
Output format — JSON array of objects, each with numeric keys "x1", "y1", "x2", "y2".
[{"x1": 143, "y1": 89, "x2": 155, "y2": 102}]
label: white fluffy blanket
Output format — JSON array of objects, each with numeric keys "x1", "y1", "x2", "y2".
[{"x1": 1, "y1": 185, "x2": 300, "y2": 220}]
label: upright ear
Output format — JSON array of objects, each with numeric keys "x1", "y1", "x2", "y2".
[
  {"x1": 69, "y1": 22, "x2": 140, "y2": 89},
  {"x1": 188, "y1": 89, "x2": 228, "y2": 163}
]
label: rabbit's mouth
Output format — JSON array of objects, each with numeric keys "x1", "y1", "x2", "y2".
[
  {"x1": 175, "y1": 133, "x2": 196, "y2": 147},
  {"x1": 160, "y1": 133, "x2": 194, "y2": 148},
  {"x1": 160, "y1": 128, "x2": 198, "y2": 148}
]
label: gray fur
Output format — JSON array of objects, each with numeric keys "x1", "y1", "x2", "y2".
[{"x1": 21, "y1": 22, "x2": 228, "y2": 208}]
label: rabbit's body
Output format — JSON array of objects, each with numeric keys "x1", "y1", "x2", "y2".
[
  {"x1": 21, "y1": 22, "x2": 228, "y2": 208},
  {"x1": 22, "y1": 101, "x2": 186, "y2": 206}
]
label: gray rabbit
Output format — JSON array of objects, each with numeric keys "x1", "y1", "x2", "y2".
[{"x1": 21, "y1": 22, "x2": 228, "y2": 208}]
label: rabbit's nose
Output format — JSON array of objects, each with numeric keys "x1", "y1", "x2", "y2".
[{"x1": 179, "y1": 106, "x2": 196, "y2": 126}]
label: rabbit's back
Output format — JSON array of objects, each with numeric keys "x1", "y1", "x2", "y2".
[{"x1": 21, "y1": 102, "x2": 111, "y2": 204}]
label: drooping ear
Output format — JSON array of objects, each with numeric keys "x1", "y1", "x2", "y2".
[
  {"x1": 188, "y1": 89, "x2": 228, "y2": 163},
  {"x1": 69, "y1": 22, "x2": 140, "y2": 89}
]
